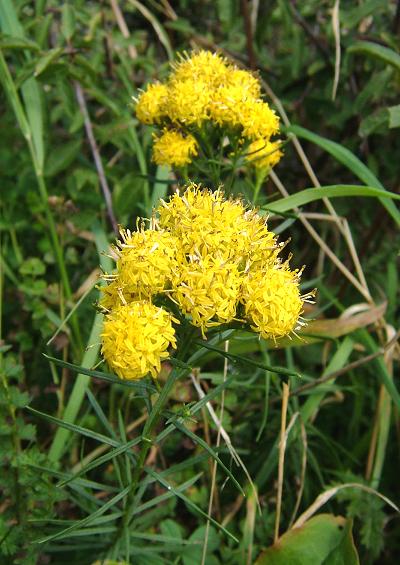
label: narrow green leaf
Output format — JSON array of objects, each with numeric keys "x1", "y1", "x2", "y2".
[
  {"x1": 36, "y1": 486, "x2": 130, "y2": 543},
  {"x1": 0, "y1": 33, "x2": 40, "y2": 51},
  {"x1": 195, "y1": 341, "x2": 300, "y2": 377},
  {"x1": 34, "y1": 46, "x2": 64, "y2": 77},
  {"x1": 150, "y1": 165, "x2": 171, "y2": 215},
  {"x1": 132, "y1": 474, "x2": 203, "y2": 517},
  {"x1": 0, "y1": 0, "x2": 45, "y2": 169},
  {"x1": 61, "y1": 4, "x2": 76, "y2": 40},
  {"x1": 127, "y1": 0, "x2": 173, "y2": 60},
  {"x1": 144, "y1": 467, "x2": 239, "y2": 542},
  {"x1": 172, "y1": 421, "x2": 244, "y2": 495},
  {"x1": 43, "y1": 354, "x2": 156, "y2": 391},
  {"x1": 26, "y1": 406, "x2": 120, "y2": 447},
  {"x1": 57, "y1": 437, "x2": 141, "y2": 488},
  {"x1": 266, "y1": 185, "x2": 400, "y2": 214},
  {"x1": 348, "y1": 40, "x2": 400, "y2": 73},
  {"x1": 285, "y1": 125, "x2": 400, "y2": 226}
]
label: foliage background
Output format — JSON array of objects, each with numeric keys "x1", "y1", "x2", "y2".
[{"x1": 1, "y1": 1, "x2": 399, "y2": 564}]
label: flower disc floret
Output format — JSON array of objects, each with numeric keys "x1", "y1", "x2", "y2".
[
  {"x1": 101, "y1": 302, "x2": 178, "y2": 380},
  {"x1": 172, "y1": 255, "x2": 242, "y2": 336},
  {"x1": 153, "y1": 129, "x2": 198, "y2": 167},
  {"x1": 135, "y1": 83, "x2": 168, "y2": 124},
  {"x1": 242, "y1": 266, "x2": 303, "y2": 339}
]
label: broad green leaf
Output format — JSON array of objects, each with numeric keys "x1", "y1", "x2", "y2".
[
  {"x1": 182, "y1": 525, "x2": 219, "y2": 565},
  {"x1": 324, "y1": 519, "x2": 360, "y2": 565},
  {"x1": 388, "y1": 104, "x2": 400, "y2": 128},
  {"x1": 285, "y1": 125, "x2": 400, "y2": 226},
  {"x1": 255, "y1": 514, "x2": 358, "y2": 565},
  {"x1": 45, "y1": 138, "x2": 82, "y2": 176}
]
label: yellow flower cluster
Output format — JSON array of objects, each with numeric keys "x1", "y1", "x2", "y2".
[
  {"x1": 153, "y1": 129, "x2": 198, "y2": 167},
  {"x1": 134, "y1": 50, "x2": 282, "y2": 171},
  {"x1": 100, "y1": 184, "x2": 307, "y2": 380},
  {"x1": 101, "y1": 302, "x2": 177, "y2": 379}
]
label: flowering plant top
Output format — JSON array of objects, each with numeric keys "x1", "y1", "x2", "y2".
[
  {"x1": 134, "y1": 50, "x2": 282, "y2": 172},
  {"x1": 100, "y1": 184, "x2": 312, "y2": 380}
]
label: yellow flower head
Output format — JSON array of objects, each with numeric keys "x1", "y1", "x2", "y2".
[
  {"x1": 243, "y1": 210, "x2": 279, "y2": 267},
  {"x1": 101, "y1": 301, "x2": 178, "y2": 380},
  {"x1": 171, "y1": 50, "x2": 229, "y2": 86},
  {"x1": 158, "y1": 184, "x2": 278, "y2": 267},
  {"x1": 135, "y1": 83, "x2": 168, "y2": 125},
  {"x1": 209, "y1": 84, "x2": 253, "y2": 128},
  {"x1": 246, "y1": 139, "x2": 283, "y2": 170},
  {"x1": 238, "y1": 99, "x2": 280, "y2": 140},
  {"x1": 158, "y1": 184, "x2": 248, "y2": 261},
  {"x1": 242, "y1": 265, "x2": 303, "y2": 340},
  {"x1": 226, "y1": 68, "x2": 261, "y2": 98},
  {"x1": 153, "y1": 129, "x2": 198, "y2": 167},
  {"x1": 166, "y1": 78, "x2": 211, "y2": 125},
  {"x1": 172, "y1": 255, "x2": 242, "y2": 336},
  {"x1": 100, "y1": 227, "x2": 177, "y2": 309}
]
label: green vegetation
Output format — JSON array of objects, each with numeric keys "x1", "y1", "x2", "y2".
[{"x1": 1, "y1": 1, "x2": 399, "y2": 564}]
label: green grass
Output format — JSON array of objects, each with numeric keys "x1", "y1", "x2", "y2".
[{"x1": 1, "y1": 1, "x2": 399, "y2": 564}]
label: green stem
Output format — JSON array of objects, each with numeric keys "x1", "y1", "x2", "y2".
[
  {"x1": 253, "y1": 169, "x2": 267, "y2": 204},
  {"x1": 114, "y1": 334, "x2": 194, "y2": 556}
]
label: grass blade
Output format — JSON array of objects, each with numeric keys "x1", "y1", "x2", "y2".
[
  {"x1": 285, "y1": 125, "x2": 400, "y2": 225},
  {"x1": 265, "y1": 184, "x2": 400, "y2": 214}
]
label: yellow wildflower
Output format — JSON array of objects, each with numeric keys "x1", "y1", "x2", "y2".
[
  {"x1": 100, "y1": 227, "x2": 177, "y2": 309},
  {"x1": 153, "y1": 129, "x2": 198, "y2": 167},
  {"x1": 101, "y1": 301, "x2": 178, "y2": 380},
  {"x1": 135, "y1": 83, "x2": 168, "y2": 125},
  {"x1": 158, "y1": 184, "x2": 278, "y2": 267},
  {"x1": 166, "y1": 78, "x2": 211, "y2": 125},
  {"x1": 227, "y1": 68, "x2": 261, "y2": 98},
  {"x1": 246, "y1": 139, "x2": 283, "y2": 170},
  {"x1": 171, "y1": 50, "x2": 229, "y2": 86},
  {"x1": 172, "y1": 255, "x2": 242, "y2": 336},
  {"x1": 209, "y1": 84, "x2": 253, "y2": 128},
  {"x1": 242, "y1": 265, "x2": 303, "y2": 340},
  {"x1": 238, "y1": 99, "x2": 280, "y2": 140},
  {"x1": 158, "y1": 184, "x2": 247, "y2": 261}
]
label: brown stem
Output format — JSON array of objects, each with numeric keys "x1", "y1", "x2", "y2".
[
  {"x1": 74, "y1": 81, "x2": 118, "y2": 234},
  {"x1": 241, "y1": 0, "x2": 257, "y2": 70}
]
